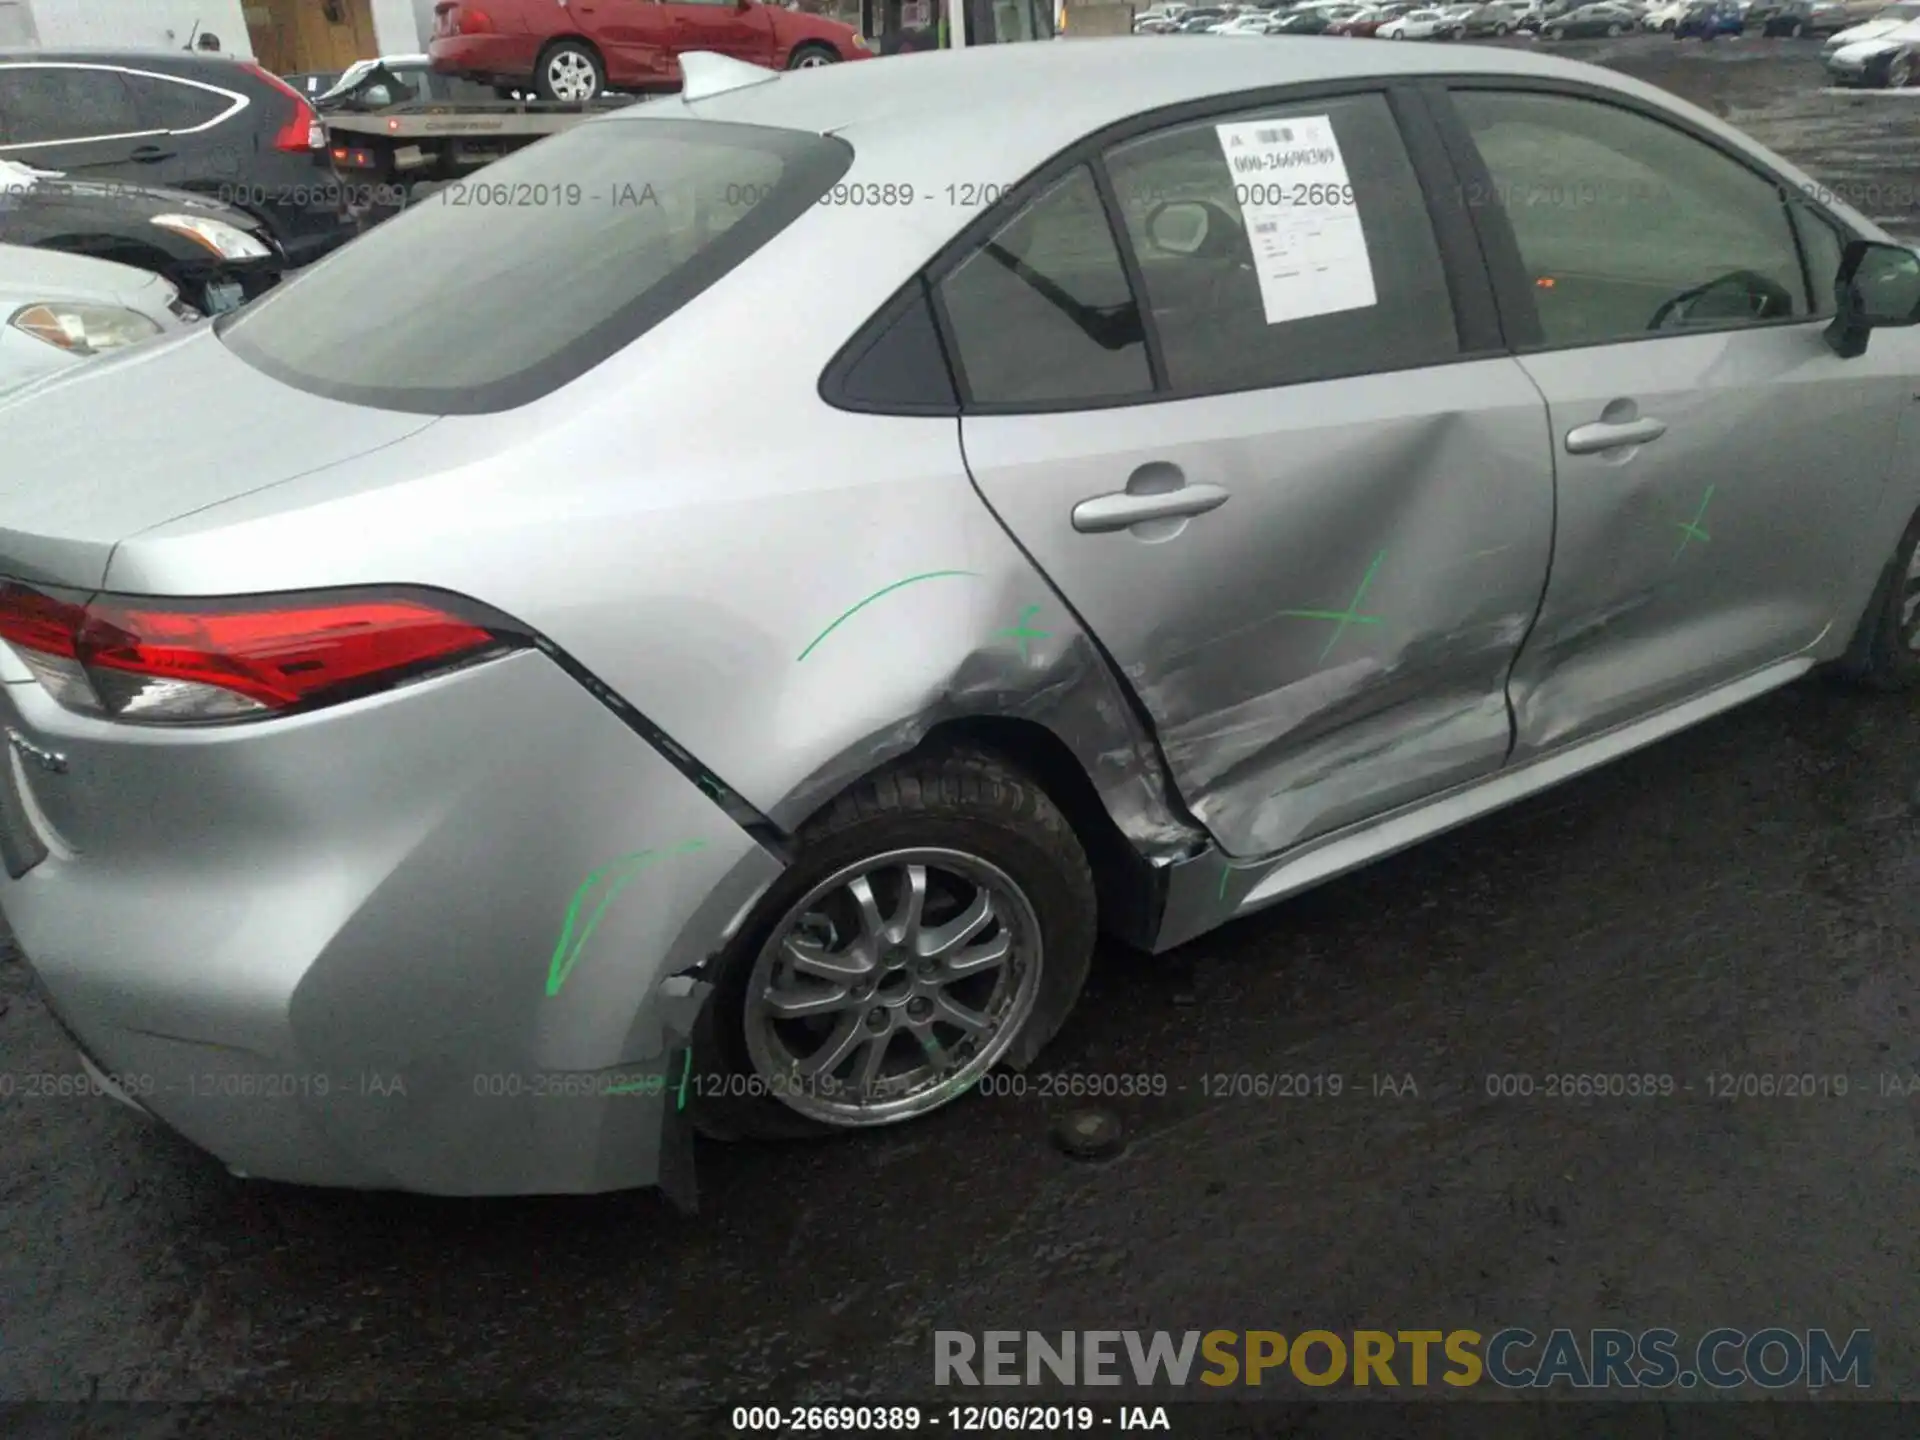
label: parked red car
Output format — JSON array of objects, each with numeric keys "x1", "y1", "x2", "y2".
[{"x1": 429, "y1": 0, "x2": 873, "y2": 101}]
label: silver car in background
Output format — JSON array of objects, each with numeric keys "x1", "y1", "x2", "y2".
[
  {"x1": 0, "y1": 244, "x2": 193, "y2": 399},
  {"x1": 3, "y1": 42, "x2": 1920, "y2": 1201}
]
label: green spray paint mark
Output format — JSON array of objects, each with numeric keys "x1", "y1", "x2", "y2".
[
  {"x1": 795, "y1": 570, "x2": 981, "y2": 662},
  {"x1": 1673, "y1": 485, "x2": 1714, "y2": 562},
  {"x1": 675, "y1": 1047, "x2": 693, "y2": 1112},
  {"x1": 995, "y1": 604, "x2": 1052, "y2": 661},
  {"x1": 545, "y1": 839, "x2": 708, "y2": 997},
  {"x1": 1217, "y1": 865, "x2": 1233, "y2": 904},
  {"x1": 1279, "y1": 549, "x2": 1387, "y2": 662}
]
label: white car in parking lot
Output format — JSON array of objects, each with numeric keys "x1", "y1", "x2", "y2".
[
  {"x1": 1825, "y1": 13, "x2": 1920, "y2": 79},
  {"x1": 0, "y1": 245, "x2": 192, "y2": 401},
  {"x1": 1210, "y1": 10, "x2": 1283, "y2": 30},
  {"x1": 1643, "y1": 0, "x2": 1692, "y2": 25},
  {"x1": 1822, "y1": 0, "x2": 1920, "y2": 52},
  {"x1": 1379, "y1": 5, "x2": 1461, "y2": 31}
]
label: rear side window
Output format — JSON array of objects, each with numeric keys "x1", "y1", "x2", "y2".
[
  {"x1": 934, "y1": 164, "x2": 1152, "y2": 407},
  {"x1": 130, "y1": 74, "x2": 231, "y2": 131},
  {"x1": 220, "y1": 119, "x2": 851, "y2": 414},
  {"x1": 0, "y1": 65, "x2": 144, "y2": 145}
]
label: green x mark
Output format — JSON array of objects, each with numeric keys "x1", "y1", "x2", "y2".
[
  {"x1": 1280, "y1": 550, "x2": 1387, "y2": 662},
  {"x1": 1673, "y1": 485, "x2": 1714, "y2": 562},
  {"x1": 996, "y1": 604, "x2": 1052, "y2": 661}
]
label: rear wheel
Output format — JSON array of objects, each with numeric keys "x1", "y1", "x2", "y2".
[
  {"x1": 1786, "y1": 17, "x2": 1806, "y2": 34},
  {"x1": 1495, "y1": 20, "x2": 1511, "y2": 32},
  {"x1": 1606, "y1": 20, "x2": 1622, "y2": 33},
  {"x1": 1886, "y1": 50, "x2": 1915, "y2": 86},
  {"x1": 690, "y1": 747, "x2": 1097, "y2": 1141},
  {"x1": 787, "y1": 41, "x2": 840, "y2": 67},
  {"x1": 533, "y1": 40, "x2": 603, "y2": 102}
]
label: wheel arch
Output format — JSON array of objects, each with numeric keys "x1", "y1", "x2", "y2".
[
  {"x1": 913, "y1": 714, "x2": 1172, "y2": 949},
  {"x1": 535, "y1": 32, "x2": 605, "y2": 69}
]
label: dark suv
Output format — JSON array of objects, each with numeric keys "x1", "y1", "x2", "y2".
[{"x1": 0, "y1": 50, "x2": 360, "y2": 268}]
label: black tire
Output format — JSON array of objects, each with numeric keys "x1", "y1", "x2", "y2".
[
  {"x1": 1787, "y1": 18, "x2": 1805, "y2": 34},
  {"x1": 1887, "y1": 51, "x2": 1915, "y2": 86},
  {"x1": 1495, "y1": 20, "x2": 1510, "y2": 32},
  {"x1": 690, "y1": 745, "x2": 1098, "y2": 1142},
  {"x1": 1606, "y1": 20, "x2": 1621, "y2": 33},
  {"x1": 786, "y1": 41, "x2": 841, "y2": 67},
  {"x1": 1833, "y1": 507, "x2": 1920, "y2": 690},
  {"x1": 532, "y1": 39, "x2": 604, "y2": 102}
]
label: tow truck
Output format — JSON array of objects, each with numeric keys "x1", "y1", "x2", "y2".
[{"x1": 321, "y1": 0, "x2": 1061, "y2": 192}]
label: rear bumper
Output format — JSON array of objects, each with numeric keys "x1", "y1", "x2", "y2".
[
  {"x1": 0, "y1": 649, "x2": 782, "y2": 1195},
  {"x1": 429, "y1": 33, "x2": 545, "y2": 79}
]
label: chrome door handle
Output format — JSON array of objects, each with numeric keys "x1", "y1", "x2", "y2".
[
  {"x1": 1565, "y1": 416, "x2": 1667, "y2": 454},
  {"x1": 1071, "y1": 483, "x2": 1230, "y2": 533}
]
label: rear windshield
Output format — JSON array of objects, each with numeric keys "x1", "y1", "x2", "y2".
[{"x1": 219, "y1": 118, "x2": 852, "y2": 414}]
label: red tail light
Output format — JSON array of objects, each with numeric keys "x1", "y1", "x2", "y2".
[
  {"x1": 244, "y1": 62, "x2": 325, "y2": 152},
  {"x1": 0, "y1": 583, "x2": 522, "y2": 724},
  {"x1": 438, "y1": 2, "x2": 496, "y2": 33}
]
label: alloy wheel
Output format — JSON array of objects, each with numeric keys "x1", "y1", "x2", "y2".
[
  {"x1": 742, "y1": 848, "x2": 1043, "y2": 1126},
  {"x1": 1890, "y1": 52, "x2": 1915, "y2": 86},
  {"x1": 792, "y1": 48, "x2": 835, "y2": 66},
  {"x1": 547, "y1": 51, "x2": 597, "y2": 101}
]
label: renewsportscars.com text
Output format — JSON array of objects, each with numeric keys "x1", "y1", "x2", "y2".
[{"x1": 933, "y1": 1328, "x2": 1871, "y2": 1390}]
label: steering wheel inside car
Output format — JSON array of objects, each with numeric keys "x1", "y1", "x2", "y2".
[{"x1": 1648, "y1": 269, "x2": 1797, "y2": 331}]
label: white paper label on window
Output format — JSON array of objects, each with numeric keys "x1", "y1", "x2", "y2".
[{"x1": 1214, "y1": 115, "x2": 1377, "y2": 325}]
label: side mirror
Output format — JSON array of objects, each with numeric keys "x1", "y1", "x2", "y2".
[
  {"x1": 1826, "y1": 238, "x2": 1920, "y2": 359},
  {"x1": 1145, "y1": 199, "x2": 1212, "y2": 256}
]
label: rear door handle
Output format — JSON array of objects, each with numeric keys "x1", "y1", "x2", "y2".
[
  {"x1": 1072, "y1": 482, "x2": 1230, "y2": 533},
  {"x1": 1565, "y1": 416, "x2": 1667, "y2": 454},
  {"x1": 129, "y1": 144, "x2": 174, "y2": 163}
]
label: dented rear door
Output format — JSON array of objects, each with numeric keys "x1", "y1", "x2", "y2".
[{"x1": 945, "y1": 89, "x2": 1555, "y2": 860}]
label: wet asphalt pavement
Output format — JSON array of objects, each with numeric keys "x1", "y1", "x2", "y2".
[{"x1": 7, "y1": 33, "x2": 1920, "y2": 1435}]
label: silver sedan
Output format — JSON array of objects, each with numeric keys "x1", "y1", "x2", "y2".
[{"x1": 1, "y1": 41, "x2": 1918, "y2": 1200}]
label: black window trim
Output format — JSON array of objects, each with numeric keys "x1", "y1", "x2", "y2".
[
  {"x1": 1424, "y1": 76, "x2": 1862, "y2": 357},
  {"x1": 817, "y1": 272, "x2": 963, "y2": 416},
  {"x1": 821, "y1": 78, "x2": 1503, "y2": 418}
]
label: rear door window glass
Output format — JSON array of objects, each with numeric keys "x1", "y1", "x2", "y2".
[
  {"x1": 131, "y1": 74, "x2": 230, "y2": 131},
  {"x1": 0, "y1": 65, "x2": 145, "y2": 145},
  {"x1": 1102, "y1": 91, "x2": 1460, "y2": 395}
]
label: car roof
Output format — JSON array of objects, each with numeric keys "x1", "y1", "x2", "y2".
[
  {"x1": 651, "y1": 34, "x2": 1644, "y2": 141},
  {"x1": 0, "y1": 48, "x2": 259, "y2": 76},
  {"x1": 602, "y1": 37, "x2": 1848, "y2": 242}
]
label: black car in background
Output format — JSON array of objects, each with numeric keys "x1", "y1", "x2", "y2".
[
  {"x1": 0, "y1": 50, "x2": 360, "y2": 268},
  {"x1": 0, "y1": 169, "x2": 285, "y2": 314}
]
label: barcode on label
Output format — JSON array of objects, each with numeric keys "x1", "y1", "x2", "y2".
[
  {"x1": 1255, "y1": 126, "x2": 1295, "y2": 145},
  {"x1": 1254, "y1": 221, "x2": 1278, "y2": 234}
]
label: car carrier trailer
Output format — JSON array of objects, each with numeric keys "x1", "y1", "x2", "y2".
[
  {"x1": 322, "y1": 95, "x2": 643, "y2": 189},
  {"x1": 324, "y1": 1, "x2": 1059, "y2": 191}
]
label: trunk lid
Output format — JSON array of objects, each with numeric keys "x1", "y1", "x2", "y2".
[{"x1": 0, "y1": 326, "x2": 435, "y2": 589}]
